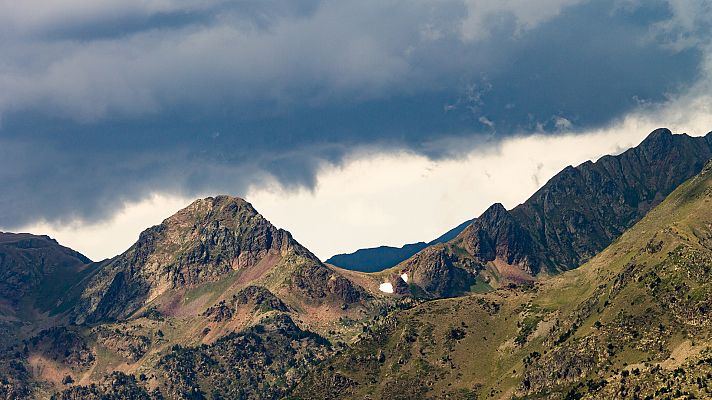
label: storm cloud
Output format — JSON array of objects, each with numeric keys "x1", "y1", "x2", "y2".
[{"x1": 0, "y1": 0, "x2": 710, "y2": 227}]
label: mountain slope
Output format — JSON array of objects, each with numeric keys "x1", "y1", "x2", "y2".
[
  {"x1": 387, "y1": 128, "x2": 712, "y2": 297},
  {"x1": 0, "y1": 234, "x2": 94, "y2": 399},
  {"x1": 70, "y1": 196, "x2": 367, "y2": 324},
  {"x1": 293, "y1": 158, "x2": 712, "y2": 400},
  {"x1": 326, "y1": 219, "x2": 474, "y2": 273},
  {"x1": 326, "y1": 242, "x2": 429, "y2": 273},
  {"x1": 1, "y1": 196, "x2": 392, "y2": 399},
  {"x1": 0, "y1": 232, "x2": 93, "y2": 319}
]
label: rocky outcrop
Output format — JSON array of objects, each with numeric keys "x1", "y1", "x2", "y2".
[
  {"x1": 457, "y1": 203, "x2": 537, "y2": 273},
  {"x1": 233, "y1": 285, "x2": 289, "y2": 310},
  {"x1": 400, "y1": 245, "x2": 477, "y2": 298},
  {"x1": 290, "y1": 263, "x2": 366, "y2": 305},
  {"x1": 94, "y1": 328, "x2": 151, "y2": 362},
  {"x1": 203, "y1": 285, "x2": 289, "y2": 322}
]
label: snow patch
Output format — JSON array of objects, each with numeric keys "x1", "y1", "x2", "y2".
[
  {"x1": 400, "y1": 273, "x2": 409, "y2": 283},
  {"x1": 379, "y1": 282, "x2": 394, "y2": 293}
]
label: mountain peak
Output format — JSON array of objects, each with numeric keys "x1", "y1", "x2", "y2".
[
  {"x1": 176, "y1": 195, "x2": 258, "y2": 221},
  {"x1": 190, "y1": 195, "x2": 251, "y2": 208},
  {"x1": 637, "y1": 127, "x2": 674, "y2": 149},
  {"x1": 479, "y1": 202, "x2": 510, "y2": 220},
  {"x1": 71, "y1": 193, "x2": 366, "y2": 324},
  {"x1": 646, "y1": 127, "x2": 672, "y2": 138}
]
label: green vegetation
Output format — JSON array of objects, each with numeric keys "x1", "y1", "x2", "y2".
[
  {"x1": 292, "y1": 160, "x2": 712, "y2": 399},
  {"x1": 469, "y1": 275, "x2": 493, "y2": 293}
]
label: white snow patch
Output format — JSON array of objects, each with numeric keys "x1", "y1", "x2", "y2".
[
  {"x1": 400, "y1": 273, "x2": 409, "y2": 283},
  {"x1": 379, "y1": 282, "x2": 394, "y2": 293}
]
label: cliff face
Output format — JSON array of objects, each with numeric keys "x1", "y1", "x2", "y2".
[
  {"x1": 511, "y1": 128, "x2": 712, "y2": 272},
  {"x1": 72, "y1": 196, "x2": 365, "y2": 323},
  {"x1": 398, "y1": 129, "x2": 712, "y2": 296},
  {"x1": 458, "y1": 203, "x2": 537, "y2": 273}
]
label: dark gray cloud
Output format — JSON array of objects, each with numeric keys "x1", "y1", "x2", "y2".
[{"x1": 0, "y1": 0, "x2": 710, "y2": 227}]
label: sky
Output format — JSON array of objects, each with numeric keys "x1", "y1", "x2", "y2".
[{"x1": 1, "y1": 0, "x2": 711, "y2": 261}]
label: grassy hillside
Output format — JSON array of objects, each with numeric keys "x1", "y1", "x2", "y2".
[{"x1": 292, "y1": 160, "x2": 712, "y2": 399}]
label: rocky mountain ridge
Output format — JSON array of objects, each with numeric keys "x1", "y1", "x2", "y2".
[
  {"x1": 393, "y1": 128, "x2": 712, "y2": 297},
  {"x1": 293, "y1": 158, "x2": 712, "y2": 399}
]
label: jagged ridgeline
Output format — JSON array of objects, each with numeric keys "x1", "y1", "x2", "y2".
[
  {"x1": 292, "y1": 159, "x2": 712, "y2": 399},
  {"x1": 374, "y1": 129, "x2": 712, "y2": 298},
  {"x1": 331, "y1": 129, "x2": 712, "y2": 275}
]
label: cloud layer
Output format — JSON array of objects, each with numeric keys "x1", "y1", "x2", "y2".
[{"x1": 1, "y1": 0, "x2": 711, "y2": 228}]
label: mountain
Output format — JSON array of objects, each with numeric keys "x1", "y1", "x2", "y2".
[
  {"x1": 0, "y1": 234, "x2": 94, "y2": 399},
  {"x1": 327, "y1": 242, "x2": 429, "y2": 273},
  {"x1": 292, "y1": 158, "x2": 712, "y2": 399},
  {"x1": 386, "y1": 128, "x2": 712, "y2": 297},
  {"x1": 0, "y1": 196, "x2": 396, "y2": 399},
  {"x1": 69, "y1": 196, "x2": 368, "y2": 325},
  {"x1": 326, "y1": 219, "x2": 473, "y2": 272},
  {"x1": 5, "y1": 127, "x2": 712, "y2": 399},
  {"x1": 0, "y1": 232, "x2": 92, "y2": 319}
]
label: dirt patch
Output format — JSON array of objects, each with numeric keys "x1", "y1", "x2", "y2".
[
  {"x1": 491, "y1": 259, "x2": 535, "y2": 285},
  {"x1": 157, "y1": 290, "x2": 186, "y2": 317},
  {"x1": 236, "y1": 251, "x2": 281, "y2": 286},
  {"x1": 28, "y1": 354, "x2": 73, "y2": 385},
  {"x1": 661, "y1": 340, "x2": 704, "y2": 370}
]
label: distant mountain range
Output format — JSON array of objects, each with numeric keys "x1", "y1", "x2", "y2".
[
  {"x1": 2, "y1": 128, "x2": 712, "y2": 399},
  {"x1": 325, "y1": 219, "x2": 473, "y2": 272}
]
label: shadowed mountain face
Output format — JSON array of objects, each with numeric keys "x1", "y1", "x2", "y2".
[
  {"x1": 71, "y1": 196, "x2": 366, "y2": 324},
  {"x1": 327, "y1": 242, "x2": 429, "y2": 273},
  {"x1": 398, "y1": 129, "x2": 712, "y2": 296},
  {"x1": 0, "y1": 233, "x2": 91, "y2": 315},
  {"x1": 511, "y1": 128, "x2": 712, "y2": 272}
]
